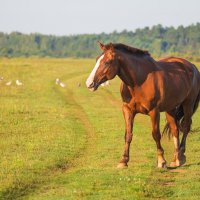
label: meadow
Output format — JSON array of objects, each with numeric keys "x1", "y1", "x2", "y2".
[{"x1": 0, "y1": 57, "x2": 199, "y2": 200}]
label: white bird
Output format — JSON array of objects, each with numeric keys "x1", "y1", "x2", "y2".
[
  {"x1": 60, "y1": 82, "x2": 66, "y2": 88},
  {"x1": 55, "y1": 78, "x2": 60, "y2": 85},
  {"x1": 6, "y1": 81, "x2": 12, "y2": 86},
  {"x1": 16, "y1": 80, "x2": 23, "y2": 86}
]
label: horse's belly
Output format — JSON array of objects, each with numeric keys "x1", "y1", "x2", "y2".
[{"x1": 159, "y1": 83, "x2": 191, "y2": 111}]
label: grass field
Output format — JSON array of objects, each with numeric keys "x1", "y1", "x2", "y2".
[{"x1": 0, "y1": 58, "x2": 200, "y2": 200}]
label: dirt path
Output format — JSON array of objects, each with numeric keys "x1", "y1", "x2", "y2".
[{"x1": 53, "y1": 86, "x2": 98, "y2": 173}]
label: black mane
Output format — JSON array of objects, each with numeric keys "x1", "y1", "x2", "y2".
[{"x1": 113, "y1": 43, "x2": 150, "y2": 56}]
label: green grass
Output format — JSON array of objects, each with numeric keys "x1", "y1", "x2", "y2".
[{"x1": 0, "y1": 58, "x2": 200, "y2": 200}]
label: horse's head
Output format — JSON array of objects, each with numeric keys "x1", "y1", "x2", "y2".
[{"x1": 86, "y1": 42, "x2": 119, "y2": 91}]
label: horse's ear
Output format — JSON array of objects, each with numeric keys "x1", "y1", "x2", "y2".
[
  {"x1": 109, "y1": 43, "x2": 114, "y2": 51},
  {"x1": 97, "y1": 41, "x2": 106, "y2": 51}
]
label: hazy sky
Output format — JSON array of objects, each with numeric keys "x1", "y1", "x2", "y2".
[{"x1": 0, "y1": 0, "x2": 200, "y2": 35}]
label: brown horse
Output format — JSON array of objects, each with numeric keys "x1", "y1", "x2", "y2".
[{"x1": 86, "y1": 42, "x2": 200, "y2": 168}]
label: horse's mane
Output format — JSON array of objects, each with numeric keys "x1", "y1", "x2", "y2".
[{"x1": 112, "y1": 43, "x2": 150, "y2": 56}]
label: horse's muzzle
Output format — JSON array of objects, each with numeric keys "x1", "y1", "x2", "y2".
[{"x1": 87, "y1": 81, "x2": 99, "y2": 91}]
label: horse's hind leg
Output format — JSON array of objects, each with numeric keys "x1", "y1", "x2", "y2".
[
  {"x1": 150, "y1": 109, "x2": 166, "y2": 168},
  {"x1": 178, "y1": 102, "x2": 193, "y2": 165},
  {"x1": 165, "y1": 111, "x2": 180, "y2": 167}
]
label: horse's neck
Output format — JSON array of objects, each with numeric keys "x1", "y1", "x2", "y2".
[{"x1": 118, "y1": 54, "x2": 157, "y2": 87}]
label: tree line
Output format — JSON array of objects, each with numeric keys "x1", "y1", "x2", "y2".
[{"x1": 0, "y1": 23, "x2": 200, "y2": 58}]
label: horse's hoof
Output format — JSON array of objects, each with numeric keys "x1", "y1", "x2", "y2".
[
  {"x1": 175, "y1": 154, "x2": 186, "y2": 166},
  {"x1": 117, "y1": 162, "x2": 128, "y2": 169},
  {"x1": 170, "y1": 161, "x2": 178, "y2": 167},
  {"x1": 179, "y1": 156, "x2": 186, "y2": 166},
  {"x1": 157, "y1": 162, "x2": 167, "y2": 168},
  {"x1": 170, "y1": 155, "x2": 186, "y2": 168}
]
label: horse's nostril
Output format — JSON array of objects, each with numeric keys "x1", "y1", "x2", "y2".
[{"x1": 89, "y1": 82, "x2": 95, "y2": 88}]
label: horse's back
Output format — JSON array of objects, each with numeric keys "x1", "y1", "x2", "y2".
[
  {"x1": 158, "y1": 56, "x2": 189, "y2": 63},
  {"x1": 158, "y1": 56, "x2": 195, "y2": 71},
  {"x1": 158, "y1": 56, "x2": 200, "y2": 108},
  {"x1": 158, "y1": 56, "x2": 200, "y2": 82}
]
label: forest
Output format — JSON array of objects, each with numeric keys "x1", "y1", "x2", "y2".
[{"x1": 0, "y1": 23, "x2": 200, "y2": 58}]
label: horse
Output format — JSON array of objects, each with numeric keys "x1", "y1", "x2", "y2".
[{"x1": 86, "y1": 42, "x2": 200, "y2": 168}]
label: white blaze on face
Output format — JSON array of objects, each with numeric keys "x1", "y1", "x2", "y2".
[{"x1": 86, "y1": 54, "x2": 104, "y2": 88}]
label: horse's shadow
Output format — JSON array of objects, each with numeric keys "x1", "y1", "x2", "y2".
[
  {"x1": 181, "y1": 162, "x2": 200, "y2": 167},
  {"x1": 167, "y1": 162, "x2": 200, "y2": 170},
  {"x1": 190, "y1": 126, "x2": 200, "y2": 133}
]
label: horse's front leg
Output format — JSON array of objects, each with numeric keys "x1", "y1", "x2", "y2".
[
  {"x1": 149, "y1": 109, "x2": 167, "y2": 168},
  {"x1": 117, "y1": 104, "x2": 136, "y2": 168}
]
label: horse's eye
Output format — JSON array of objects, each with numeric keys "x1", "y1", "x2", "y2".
[
  {"x1": 105, "y1": 62, "x2": 109, "y2": 66},
  {"x1": 105, "y1": 61, "x2": 112, "y2": 66}
]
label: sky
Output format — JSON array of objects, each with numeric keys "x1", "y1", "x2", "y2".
[{"x1": 0, "y1": 0, "x2": 200, "y2": 36}]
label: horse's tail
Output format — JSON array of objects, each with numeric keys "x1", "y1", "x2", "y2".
[
  {"x1": 163, "y1": 89, "x2": 200, "y2": 137},
  {"x1": 193, "y1": 89, "x2": 200, "y2": 115},
  {"x1": 191, "y1": 65, "x2": 200, "y2": 122}
]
